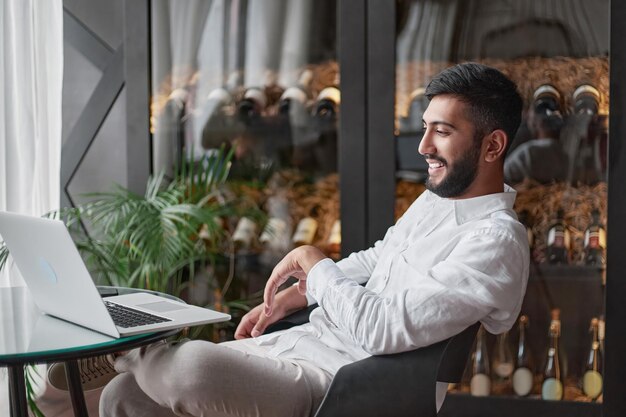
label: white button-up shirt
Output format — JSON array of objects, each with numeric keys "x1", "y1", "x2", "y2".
[{"x1": 256, "y1": 186, "x2": 529, "y2": 376}]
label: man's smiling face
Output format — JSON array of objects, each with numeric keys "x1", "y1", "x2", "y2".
[{"x1": 419, "y1": 95, "x2": 484, "y2": 198}]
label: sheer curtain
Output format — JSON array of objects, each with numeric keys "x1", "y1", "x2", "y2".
[
  {"x1": 0, "y1": 0, "x2": 63, "y2": 286},
  {"x1": 0, "y1": 0, "x2": 63, "y2": 413}
]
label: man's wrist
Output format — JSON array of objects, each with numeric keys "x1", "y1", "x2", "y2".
[
  {"x1": 306, "y1": 258, "x2": 340, "y2": 304},
  {"x1": 299, "y1": 246, "x2": 328, "y2": 273}
]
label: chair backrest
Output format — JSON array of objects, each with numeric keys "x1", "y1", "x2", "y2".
[
  {"x1": 314, "y1": 323, "x2": 480, "y2": 417},
  {"x1": 437, "y1": 322, "x2": 480, "y2": 382}
]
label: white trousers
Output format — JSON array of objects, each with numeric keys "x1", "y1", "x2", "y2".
[{"x1": 99, "y1": 338, "x2": 332, "y2": 417}]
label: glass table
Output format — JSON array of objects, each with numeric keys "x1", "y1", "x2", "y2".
[{"x1": 0, "y1": 286, "x2": 181, "y2": 417}]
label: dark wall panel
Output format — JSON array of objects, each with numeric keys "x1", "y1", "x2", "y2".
[{"x1": 64, "y1": 0, "x2": 124, "y2": 49}]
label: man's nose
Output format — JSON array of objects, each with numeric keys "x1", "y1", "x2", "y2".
[{"x1": 418, "y1": 131, "x2": 435, "y2": 156}]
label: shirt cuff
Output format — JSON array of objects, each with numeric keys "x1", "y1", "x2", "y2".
[
  {"x1": 306, "y1": 258, "x2": 345, "y2": 306},
  {"x1": 291, "y1": 281, "x2": 318, "y2": 306}
]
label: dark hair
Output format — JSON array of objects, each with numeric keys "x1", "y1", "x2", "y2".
[{"x1": 425, "y1": 63, "x2": 523, "y2": 153}]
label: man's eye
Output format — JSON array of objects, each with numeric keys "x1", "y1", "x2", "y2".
[{"x1": 436, "y1": 130, "x2": 449, "y2": 136}]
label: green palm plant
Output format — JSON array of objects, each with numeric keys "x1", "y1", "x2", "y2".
[{"x1": 69, "y1": 156, "x2": 233, "y2": 294}]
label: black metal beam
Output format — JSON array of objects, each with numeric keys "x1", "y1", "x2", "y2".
[
  {"x1": 64, "y1": 360, "x2": 89, "y2": 417},
  {"x1": 366, "y1": 0, "x2": 396, "y2": 245},
  {"x1": 124, "y1": 0, "x2": 152, "y2": 196},
  {"x1": 339, "y1": 0, "x2": 368, "y2": 255},
  {"x1": 8, "y1": 365, "x2": 27, "y2": 417},
  {"x1": 63, "y1": 7, "x2": 114, "y2": 71},
  {"x1": 61, "y1": 46, "x2": 125, "y2": 209},
  {"x1": 604, "y1": 1, "x2": 626, "y2": 416}
]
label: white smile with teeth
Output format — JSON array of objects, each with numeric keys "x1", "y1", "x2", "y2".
[{"x1": 429, "y1": 162, "x2": 444, "y2": 168}]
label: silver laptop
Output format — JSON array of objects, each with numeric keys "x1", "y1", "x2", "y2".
[{"x1": 0, "y1": 211, "x2": 231, "y2": 338}]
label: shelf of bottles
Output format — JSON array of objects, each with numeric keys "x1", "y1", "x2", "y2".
[
  {"x1": 393, "y1": 0, "x2": 608, "y2": 412},
  {"x1": 149, "y1": 1, "x2": 341, "y2": 310}
]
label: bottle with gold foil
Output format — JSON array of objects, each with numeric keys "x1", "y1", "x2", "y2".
[
  {"x1": 470, "y1": 325, "x2": 491, "y2": 397},
  {"x1": 513, "y1": 315, "x2": 534, "y2": 397},
  {"x1": 598, "y1": 316, "x2": 606, "y2": 355},
  {"x1": 542, "y1": 312, "x2": 563, "y2": 401},
  {"x1": 582, "y1": 318, "x2": 603, "y2": 400}
]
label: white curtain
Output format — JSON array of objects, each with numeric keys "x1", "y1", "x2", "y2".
[
  {"x1": 0, "y1": 0, "x2": 63, "y2": 287},
  {"x1": 0, "y1": 0, "x2": 63, "y2": 414}
]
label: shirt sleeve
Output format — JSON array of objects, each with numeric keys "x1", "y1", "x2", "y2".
[
  {"x1": 306, "y1": 228, "x2": 529, "y2": 355},
  {"x1": 303, "y1": 220, "x2": 398, "y2": 306}
]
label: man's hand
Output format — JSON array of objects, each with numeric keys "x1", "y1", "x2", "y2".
[
  {"x1": 263, "y1": 246, "x2": 326, "y2": 316},
  {"x1": 234, "y1": 301, "x2": 284, "y2": 339},
  {"x1": 234, "y1": 246, "x2": 326, "y2": 339}
]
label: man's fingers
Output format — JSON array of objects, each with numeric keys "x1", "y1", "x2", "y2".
[
  {"x1": 263, "y1": 272, "x2": 290, "y2": 316},
  {"x1": 234, "y1": 317, "x2": 253, "y2": 339},
  {"x1": 234, "y1": 307, "x2": 261, "y2": 339},
  {"x1": 263, "y1": 280, "x2": 279, "y2": 316},
  {"x1": 251, "y1": 310, "x2": 272, "y2": 337}
]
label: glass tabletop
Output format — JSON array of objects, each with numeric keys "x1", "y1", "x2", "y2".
[{"x1": 0, "y1": 286, "x2": 178, "y2": 365}]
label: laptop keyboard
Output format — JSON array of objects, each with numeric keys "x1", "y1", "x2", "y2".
[{"x1": 104, "y1": 301, "x2": 172, "y2": 328}]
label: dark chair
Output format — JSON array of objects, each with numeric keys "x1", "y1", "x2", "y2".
[{"x1": 266, "y1": 306, "x2": 479, "y2": 417}]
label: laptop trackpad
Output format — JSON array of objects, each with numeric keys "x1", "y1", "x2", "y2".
[{"x1": 137, "y1": 301, "x2": 188, "y2": 313}]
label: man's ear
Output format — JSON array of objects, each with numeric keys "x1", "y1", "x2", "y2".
[{"x1": 484, "y1": 130, "x2": 508, "y2": 162}]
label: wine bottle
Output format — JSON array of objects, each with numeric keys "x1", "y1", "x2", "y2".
[
  {"x1": 532, "y1": 84, "x2": 562, "y2": 117},
  {"x1": 573, "y1": 84, "x2": 601, "y2": 116},
  {"x1": 237, "y1": 87, "x2": 267, "y2": 120},
  {"x1": 259, "y1": 218, "x2": 289, "y2": 245},
  {"x1": 583, "y1": 209, "x2": 606, "y2": 267},
  {"x1": 326, "y1": 219, "x2": 341, "y2": 259},
  {"x1": 582, "y1": 318, "x2": 603, "y2": 400},
  {"x1": 314, "y1": 86, "x2": 341, "y2": 120},
  {"x1": 492, "y1": 330, "x2": 514, "y2": 387},
  {"x1": 598, "y1": 316, "x2": 605, "y2": 355},
  {"x1": 278, "y1": 69, "x2": 313, "y2": 115},
  {"x1": 292, "y1": 217, "x2": 318, "y2": 247},
  {"x1": 513, "y1": 315, "x2": 534, "y2": 396},
  {"x1": 200, "y1": 87, "x2": 235, "y2": 150},
  {"x1": 542, "y1": 312, "x2": 563, "y2": 401},
  {"x1": 546, "y1": 209, "x2": 570, "y2": 264},
  {"x1": 232, "y1": 217, "x2": 257, "y2": 250},
  {"x1": 470, "y1": 325, "x2": 491, "y2": 397}
]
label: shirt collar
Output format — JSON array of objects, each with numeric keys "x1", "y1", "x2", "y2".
[{"x1": 425, "y1": 185, "x2": 517, "y2": 225}]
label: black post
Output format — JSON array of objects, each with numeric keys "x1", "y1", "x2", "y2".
[
  {"x1": 124, "y1": 0, "x2": 152, "y2": 195},
  {"x1": 65, "y1": 360, "x2": 89, "y2": 417},
  {"x1": 8, "y1": 365, "x2": 27, "y2": 417},
  {"x1": 339, "y1": 0, "x2": 368, "y2": 255},
  {"x1": 366, "y1": 0, "x2": 396, "y2": 245},
  {"x1": 605, "y1": 1, "x2": 626, "y2": 416}
]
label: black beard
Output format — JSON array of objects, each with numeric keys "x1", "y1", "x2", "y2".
[{"x1": 424, "y1": 146, "x2": 481, "y2": 198}]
